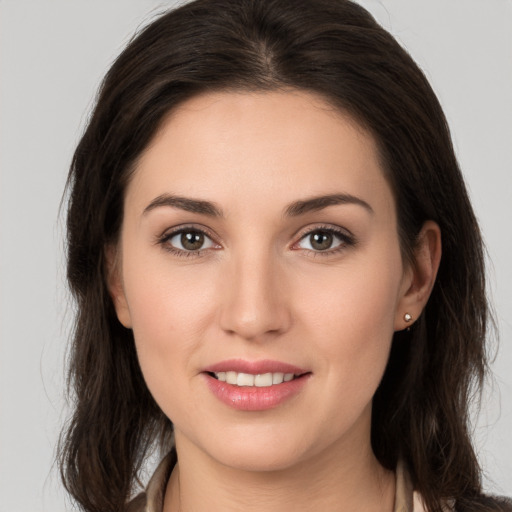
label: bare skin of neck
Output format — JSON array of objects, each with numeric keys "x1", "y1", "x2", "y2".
[{"x1": 162, "y1": 419, "x2": 396, "y2": 512}]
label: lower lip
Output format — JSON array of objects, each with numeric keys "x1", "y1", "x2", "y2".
[{"x1": 204, "y1": 373, "x2": 310, "y2": 411}]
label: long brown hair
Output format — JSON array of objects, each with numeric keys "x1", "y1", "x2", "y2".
[{"x1": 60, "y1": 1, "x2": 511, "y2": 511}]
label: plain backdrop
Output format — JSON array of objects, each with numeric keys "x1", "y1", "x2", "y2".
[{"x1": 0, "y1": 1, "x2": 511, "y2": 510}]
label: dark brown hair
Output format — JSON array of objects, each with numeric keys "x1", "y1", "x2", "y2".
[{"x1": 60, "y1": 1, "x2": 511, "y2": 511}]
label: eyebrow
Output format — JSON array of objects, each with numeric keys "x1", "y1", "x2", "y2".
[
  {"x1": 284, "y1": 193, "x2": 374, "y2": 216},
  {"x1": 143, "y1": 194, "x2": 223, "y2": 217},
  {"x1": 142, "y1": 192, "x2": 373, "y2": 218}
]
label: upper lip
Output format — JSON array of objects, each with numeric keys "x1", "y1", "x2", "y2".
[{"x1": 203, "y1": 359, "x2": 309, "y2": 375}]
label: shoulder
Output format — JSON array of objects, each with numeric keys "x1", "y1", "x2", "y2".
[
  {"x1": 126, "y1": 492, "x2": 147, "y2": 512},
  {"x1": 125, "y1": 450, "x2": 177, "y2": 512},
  {"x1": 456, "y1": 496, "x2": 512, "y2": 512},
  {"x1": 412, "y1": 491, "x2": 453, "y2": 512},
  {"x1": 413, "y1": 492, "x2": 512, "y2": 512}
]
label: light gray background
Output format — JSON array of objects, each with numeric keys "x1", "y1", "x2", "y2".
[{"x1": 1, "y1": 1, "x2": 511, "y2": 510}]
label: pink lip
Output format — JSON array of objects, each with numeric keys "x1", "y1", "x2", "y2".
[
  {"x1": 203, "y1": 359, "x2": 308, "y2": 375},
  {"x1": 202, "y1": 359, "x2": 311, "y2": 411}
]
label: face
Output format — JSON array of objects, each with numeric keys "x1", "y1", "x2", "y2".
[{"x1": 111, "y1": 90, "x2": 415, "y2": 472}]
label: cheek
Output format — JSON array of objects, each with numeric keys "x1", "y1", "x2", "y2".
[
  {"x1": 295, "y1": 247, "x2": 403, "y2": 398},
  {"x1": 121, "y1": 250, "x2": 219, "y2": 403}
]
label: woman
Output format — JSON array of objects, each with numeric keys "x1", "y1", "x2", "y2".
[{"x1": 59, "y1": 0, "x2": 512, "y2": 511}]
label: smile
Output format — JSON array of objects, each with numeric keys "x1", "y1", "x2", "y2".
[
  {"x1": 212, "y1": 371, "x2": 297, "y2": 387},
  {"x1": 203, "y1": 360, "x2": 311, "y2": 411}
]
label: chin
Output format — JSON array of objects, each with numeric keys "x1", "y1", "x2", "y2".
[
  {"x1": 213, "y1": 444, "x2": 307, "y2": 473},
  {"x1": 196, "y1": 426, "x2": 320, "y2": 473}
]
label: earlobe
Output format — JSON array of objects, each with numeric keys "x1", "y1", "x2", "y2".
[
  {"x1": 395, "y1": 221, "x2": 442, "y2": 331},
  {"x1": 105, "y1": 244, "x2": 132, "y2": 329}
]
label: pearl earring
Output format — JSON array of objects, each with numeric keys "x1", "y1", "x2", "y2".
[{"x1": 404, "y1": 313, "x2": 412, "y2": 322}]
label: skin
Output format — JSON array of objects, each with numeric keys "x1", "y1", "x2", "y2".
[{"x1": 109, "y1": 90, "x2": 441, "y2": 511}]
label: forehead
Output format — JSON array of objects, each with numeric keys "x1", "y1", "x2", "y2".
[{"x1": 127, "y1": 90, "x2": 395, "y2": 221}]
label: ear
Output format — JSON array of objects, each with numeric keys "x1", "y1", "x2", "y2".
[
  {"x1": 394, "y1": 220, "x2": 442, "y2": 331},
  {"x1": 105, "y1": 244, "x2": 132, "y2": 329}
]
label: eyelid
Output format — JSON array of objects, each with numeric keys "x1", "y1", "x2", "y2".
[
  {"x1": 156, "y1": 224, "x2": 222, "y2": 256},
  {"x1": 155, "y1": 222, "x2": 356, "y2": 258},
  {"x1": 291, "y1": 224, "x2": 356, "y2": 254},
  {"x1": 158, "y1": 223, "x2": 219, "y2": 241}
]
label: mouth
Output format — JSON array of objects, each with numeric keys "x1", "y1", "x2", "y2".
[
  {"x1": 207, "y1": 371, "x2": 305, "y2": 387},
  {"x1": 202, "y1": 360, "x2": 311, "y2": 411}
]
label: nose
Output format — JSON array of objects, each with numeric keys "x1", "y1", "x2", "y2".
[{"x1": 218, "y1": 250, "x2": 292, "y2": 342}]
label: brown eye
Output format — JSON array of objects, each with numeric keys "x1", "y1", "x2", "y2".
[
  {"x1": 181, "y1": 231, "x2": 205, "y2": 250},
  {"x1": 166, "y1": 229, "x2": 215, "y2": 252},
  {"x1": 297, "y1": 228, "x2": 351, "y2": 253},
  {"x1": 310, "y1": 231, "x2": 334, "y2": 251}
]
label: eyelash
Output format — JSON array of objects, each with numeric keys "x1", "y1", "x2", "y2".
[
  {"x1": 157, "y1": 225, "x2": 219, "y2": 258},
  {"x1": 293, "y1": 225, "x2": 357, "y2": 257},
  {"x1": 156, "y1": 224, "x2": 356, "y2": 258}
]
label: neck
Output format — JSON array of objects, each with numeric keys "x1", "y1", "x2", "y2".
[{"x1": 163, "y1": 426, "x2": 395, "y2": 512}]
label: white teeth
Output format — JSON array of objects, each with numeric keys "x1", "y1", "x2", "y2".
[
  {"x1": 272, "y1": 372, "x2": 284, "y2": 384},
  {"x1": 226, "y1": 371, "x2": 237, "y2": 385},
  {"x1": 254, "y1": 373, "x2": 272, "y2": 387},
  {"x1": 214, "y1": 371, "x2": 297, "y2": 387},
  {"x1": 237, "y1": 373, "x2": 255, "y2": 386}
]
